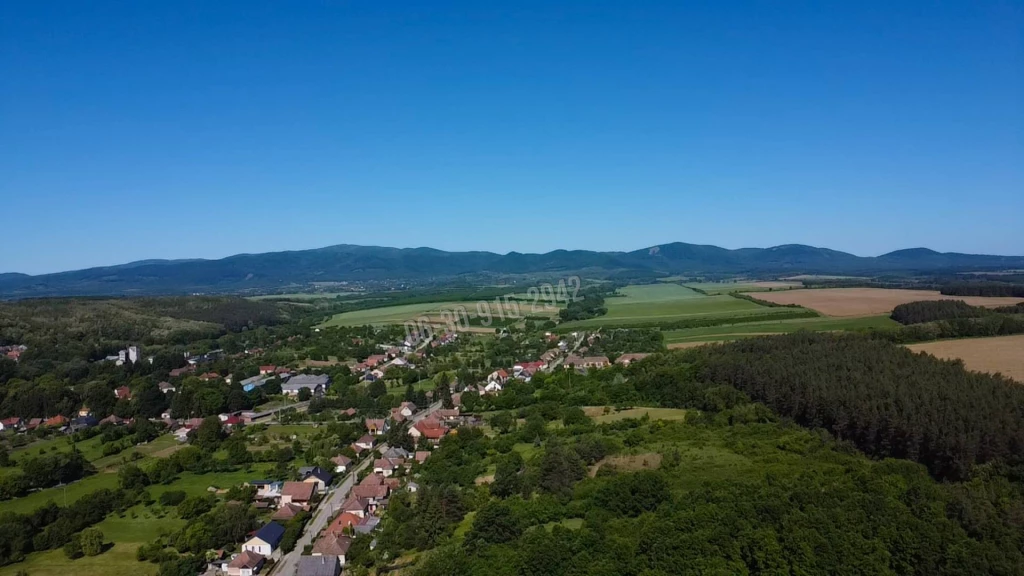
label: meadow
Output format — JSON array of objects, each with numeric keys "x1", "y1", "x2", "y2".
[
  {"x1": 662, "y1": 315, "x2": 900, "y2": 344},
  {"x1": 559, "y1": 283, "x2": 800, "y2": 329}
]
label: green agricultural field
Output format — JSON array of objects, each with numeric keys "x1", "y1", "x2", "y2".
[
  {"x1": 318, "y1": 298, "x2": 557, "y2": 328},
  {"x1": 662, "y1": 315, "x2": 899, "y2": 344},
  {"x1": 560, "y1": 284, "x2": 797, "y2": 329},
  {"x1": 0, "y1": 543, "x2": 158, "y2": 576}
]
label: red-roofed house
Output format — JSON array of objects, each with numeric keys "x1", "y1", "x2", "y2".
[
  {"x1": 325, "y1": 512, "x2": 362, "y2": 536},
  {"x1": 409, "y1": 418, "x2": 449, "y2": 445},
  {"x1": 45, "y1": 415, "x2": 69, "y2": 427},
  {"x1": 259, "y1": 365, "x2": 277, "y2": 375},
  {"x1": 0, "y1": 417, "x2": 22, "y2": 431},
  {"x1": 114, "y1": 386, "x2": 132, "y2": 400},
  {"x1": 615, "y1": 353, "x2": 650, "y2": 365},
  {"x1": 227, "y1": 550, "x2": 265, "y2": 576}
]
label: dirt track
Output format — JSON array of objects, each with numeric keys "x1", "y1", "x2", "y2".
[
  {"x1": 907, "y1": 335, "x2": 1024, "y2": 382},
  {"x1": 747, "y1": 288, "x2": 1024, "y2": 317}
]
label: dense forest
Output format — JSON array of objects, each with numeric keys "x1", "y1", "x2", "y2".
[
  {"x1": 941, "y1": 283, "x2": 1024, "y2": 298},
  {"x1": 890, "y1": 300, "x2": 987, "y2": 324},
  {"x1": 684, "y1": 333, "x2": 1024, "y2": 481}
]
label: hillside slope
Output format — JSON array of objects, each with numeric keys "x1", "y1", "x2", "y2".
[{"x1": 2, "y1": 242, "x2": 1023, "y2": 298}]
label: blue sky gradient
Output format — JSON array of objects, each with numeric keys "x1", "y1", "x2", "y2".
[{"x1": 1, "y1": 0, "x2": 1021, "y2": 274}]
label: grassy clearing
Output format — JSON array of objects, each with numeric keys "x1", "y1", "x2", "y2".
[
  {"x1": 0, "y1": 543, "x2": 158, "y2": 576},
  {"x1": 585, "y1": 407, "x2": 689, "y2": 424},
  {"x1": 662, "y1": 315, "x2": 899, "y2": 343},
  {"x1": 2, "y1": 471, "x2": 120, "y2": 515},
  {"x1": 453, "y1": 510, "x2": 477, "y2": 540},
  {"x1": 590, "y1": 453, "x2": 662, "y2": 476},
  {"x1": 543, "y1": 518, "x2": 584, "y2": 531}
]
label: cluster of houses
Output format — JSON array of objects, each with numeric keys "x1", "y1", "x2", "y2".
[{"x1": 1, "y1": 388, "x2": 138, "y2": 434}]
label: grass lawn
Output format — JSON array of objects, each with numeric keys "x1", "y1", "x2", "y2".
[
  {"x1": 453, "y1": 510, "x2": 477, "y2": 541},
  {"x1": 561, "y1": 285, "x2": 796, "y2": 329},
  {"x1": 264, "y1": 424, "x2": 323, "y2": 439},
  {"x1": 662, "y1": 314, "x2": 899, "y2": 344},
  {"x1": 511, "y1": 443, "x2": 541, "y2": 461},
  {"x1": 587, "y1": 407, "x2": 689, "y2": 424},
  {"x1": 2, "y1": 471, "x2": 120, "y2": 514}
]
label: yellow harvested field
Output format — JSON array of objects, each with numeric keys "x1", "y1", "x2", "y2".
[
  {"x1": 907, "y1": 335, "x2": 1024, "y2": 382},
  {"x1": 746, "y1": 288, "x2": 1024, "y2": 317}
]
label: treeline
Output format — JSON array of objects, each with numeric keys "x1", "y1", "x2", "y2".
[
  {"x1": 0, "y1": 450, "x2": 94, "y2": 501},
  {"x1": 730, "y1": 292, "x2": 807, "y2": 308},
  {"x1": 682, "y1": 332, "x2": 1024, "y2": 481},
  {"x1": 890, "y1": 300, "x2": 987, "y2": 324},
  {"x1": 558, "y1": 287, "x2": 610, "y2": 322},
  {"x1": 0, "y1": 487, "x2": 137, "y2": 566},
  {"x1": 868, "y1": 314, "x2": 1024, "y2": 344},
  {"x1": 553, "y1": 308, "x2": 817, "y2": 333},
  {"x1": 941, "y1": 283, "x2": 1024, "y2": 298}
]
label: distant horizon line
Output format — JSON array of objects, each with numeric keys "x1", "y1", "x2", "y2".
[{"x1": 5, "y1": 241, "x2": 1024, "y2": 277}]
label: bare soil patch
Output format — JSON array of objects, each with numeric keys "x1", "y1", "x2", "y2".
[
  {"x1": 747, "y1": 288, "x2": 1024, "y2": 317},
  {"x1": 907, "y1": 335, "x2": 1024, "y2": 382},
  {"x1": 589, "y1": 453, "x2": 662, "y2": 477}
]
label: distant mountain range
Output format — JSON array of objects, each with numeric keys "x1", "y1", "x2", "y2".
[{"x1": 2, "y1": 243, "x2": 1023, "y2": 299}]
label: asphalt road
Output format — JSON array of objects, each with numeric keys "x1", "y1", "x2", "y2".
[{"x1": 270, "y1": 401, "x2": 443, "y2": 575}]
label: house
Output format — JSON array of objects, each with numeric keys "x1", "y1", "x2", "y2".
[
  {"x1": 222, "y1": 415, "x2": 243, "y2": 428},
  {"x1": 381, "y1": 447, "x2": 411, "y2": 460},
  {"x1": 340, "y1": 496, "x2": 369, "y2": 518},
  {"x1": 364, "y1": 354, "x2": 386, "y2": 368},
  {"x1": 414, "y1": 451, "x2": 430, "y2": 465},
  {"x1": 259, "y1": 365, "x2": 277, "y2": 375},
  {"x1": 169, "y1": 366, "x2": 195, "y2": 378},
  {"x1": 158, "y1": 381, "x2": 176, "y2": 394},
  {"x1": 353, "y1": 434, "x2": 377, "y2": 451},
  {"x1": 341, "y1": 407, "x2": 358, "y2": 418},
  {"x1": 70, "y1": 416, "x2": 99, "y2": 432},
  {"x1": 300, "y1": 467, "x2": 333, "y2": 492},
  {"x1": 409, "y1": 418, "x2": 449, "y2": 445},
  {"x1": 354, "y1": 515, "x2": 381, "y2": 535},
  {"x1": 272, "y1": 502, "x2": 306, "y2": 522},
  {"x1": 488, "y1": 369, "x2": 509, "y2": 384},
  {"x1": 99, "y1": 414, "x2": 127, "y2": 426},
  {"x1": 281, "y1": 481, "x2": 317, "y2": 505},
  {"x1": 407, "y1": 481, "x2": 420, "y2": 493},
  {"x1": 397, "y1": 401, "x2": 417, "y2": 417},
  {"x1": 77, "y1": 406, "x2": 93, "y2": 418},
  {"x1": 281, "y1": 374, "x2": 330, "y2": 397},
  {"x1": 615, "y1": 353, "x2": 650, "y2": 365},
  {"x1": 565, "y1": 356, "x2": 610, "y2": 369},
  {"x1": 364, "y1": 418, "x2": 388, "y2": 436},
  {"x1": 451, "y1": 392, "x2": 462, "y2": 407},
  {"x1": 331, "y1": 454, "x2": 352, "y2": 474},
  {"x1": 25, "y1": 417, "x2": 43, "y2": 431},
  {"x1": 373, "y1": 457, "x2": 404, "y2": 477},
  {"x1": 313, "y1": 533, "x2": 352, "y2": 562},
  {"x1": 297, "y1": 554, "x2": 341, "y2": 576},
  {"x1": 173, "y1": 427, "x2": 191, "y2": 442},
  {"x1": 435, "y1": 409, "x2": 460, "y2": 422},
  {"x1": 243, "y1": 522, "x2": 285, "y2": 556},
  {"x1": 0, "y1": 417, "x2": 22, "y2": 431},
  {"x1": 227, "y1": 550, "x2": 265, "y2": 576},
  {"x1": 198, "y1": 372, "x2": 220, "y2": 381},
  {"x1": 248, "y1": 480, "x2": 283, "y2": 500},
  {"x1": 483, "y1": 380, "x2": 503, "y2": 394},
  {"x1": 44, "y1": 415, "x2": 69, "y2": 428},
  {"x1": 325, "y1": 512, "x2": 362, "y2": 536}
]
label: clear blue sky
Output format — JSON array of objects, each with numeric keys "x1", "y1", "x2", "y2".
[{"x1": 1, "y1": 0, "x2": 1021, "y2": 275}]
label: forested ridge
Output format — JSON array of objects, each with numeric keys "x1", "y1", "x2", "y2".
[{"x1": 684, "y1": 333, "x2": 1024, "y2": 481}]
